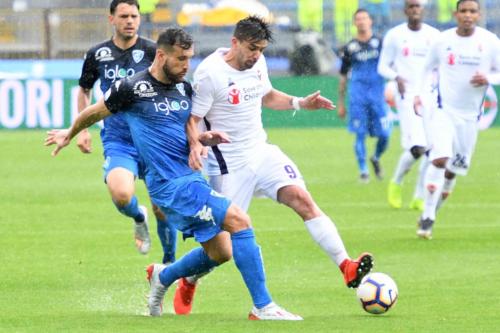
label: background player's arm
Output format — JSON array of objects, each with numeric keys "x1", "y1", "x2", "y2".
[
  {"x1": 262, "y1": 89, "x2": 334, "y2": 111},
  {"x1": 45, "y1": 98, "x2": 112, "y2": 156},
  {"x1": 377, "y1": 32, "x2": 406, "y2": 97},
  {"x1": 76, "y1": 88, "x2": 93, "y2": 154},
  {"x1": 337, "y1": 74, "x2": 348, "y2": 119}
]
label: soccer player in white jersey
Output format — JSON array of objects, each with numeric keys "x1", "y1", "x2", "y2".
[
  {"x1": 172, "y1": 16, "x2": 374, "y2": 315},
  {"x1": 413, "y1": 0, "x2": 500, "y2": 239},
  {"x1": 378, "y1": 0, "x2": 440, "y2": 211}
]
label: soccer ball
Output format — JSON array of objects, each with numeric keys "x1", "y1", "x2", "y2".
[{"x1": 356, "y1": 272, "x2": 398, "y2": 315}]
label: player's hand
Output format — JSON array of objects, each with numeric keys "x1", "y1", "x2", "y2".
[
  {"x1": 300, "y1": 90, "x2": 336, "y2": 110},
  {"x1": 470, "y1": 72, "x2": 488, "y2": 87},
  {"x1": 395, "y1": 76, "x2": 407, "y2": 98},
  {"x1": 189, "y1": 142, "x2": 205, "y2": 171},
  {"x1": 337, "y1": 104, "x2": 346, "y2": 119},
  {"x1": 44, "y1": 129, "x2": 71, "y2": 156},
  {"x1": 413, "y1": 96, "x2": 423, "y2": 117},
  {"x1": 199, "y1": 131, "x2": 231, "y2": 146},
  {"x1": 76, "y1": 129, "x2": 92, "y2": 153}
]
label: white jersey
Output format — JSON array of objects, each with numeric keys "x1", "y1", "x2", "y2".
[
  {"x1": 421, "y1": 27, "x2": 500, "y2": 120},
  {"x1": 378, "y1": 23, "x2": 440, "y2": 95},
  {"x1": 192, "y1": 48, "x2": 273, "y2": 175}
]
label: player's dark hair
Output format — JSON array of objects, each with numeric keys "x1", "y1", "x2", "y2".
[
  {"x1": 233, "y1": 16, "x2": 274, "y2": 43},
  {"x1": 110, "y1": 0, "x2": 140, "y2": 15},
  {"x1": 456, "y1": 0, "x2": 480, "y2": 10},
  {"x1": 157, "y1": 28, "x2": 194, "y2": 52},
  {"x1": 353, "y1": 8, "x2": 371, "y2": 19}
]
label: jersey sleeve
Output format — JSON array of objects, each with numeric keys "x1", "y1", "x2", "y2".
[
  {"x1": 417, "y1": 35, "x2": 441, "y2": 95},
  {"x1": 104, "y1": 78, "x2": 134, "y2": 113},
  {"x1": 191, "y1": 69, "x2": 215, "y2": 118},
  {"x1": 377, "y1": 30, "x2": 398, "y2": 80},
  {"x1": 339, "y1": 45, "x2": 351, "y2": 76},
  {"x1": 78, "y1": 50, "x2": 99, "y2": 90}
]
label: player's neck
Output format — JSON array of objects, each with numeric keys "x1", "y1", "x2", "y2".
[
  {"x1": 112, "y1": 34, "x2": 139, "y2": 50},
  {"x1": 223, "y1": 50, "x2": 241, "y2": 71},
  {"x1": 149, "y1": 64, "x2": 173, "y2": 85},
  {"x1": 356, "y1": 31, "x2": 372, "y2": 42},
  {"x1": 456, "y1": 26, "x2": 476, "y2": 37},
  {"x1": 407, "y1": 21, "x2": 422, "y2": 31}
]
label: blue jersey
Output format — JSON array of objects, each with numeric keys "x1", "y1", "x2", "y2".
[
  {"x1": 79, "y1": 37, "x2": 156, "y2": 156},
  {"x1": 339, "y1": 36, "x2": 385, "y2": 98},
  {"x1": 103, "y1": 70, "x2": 211, "y2": 216}
]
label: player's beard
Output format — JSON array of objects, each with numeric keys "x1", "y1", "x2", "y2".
[{"x1": 162, "y1": 63, "x2": 186, "y2": 83}]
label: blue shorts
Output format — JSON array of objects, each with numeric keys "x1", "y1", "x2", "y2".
[
  {"x1": 102, "y1": 147, "x2": 145, "y2": 182},
  {"x1": 149, "y1": 173, "x2": 231, "y2": 243},
  {"x1": 348, "y1": 94, "x2": 391, "y2": 137}
]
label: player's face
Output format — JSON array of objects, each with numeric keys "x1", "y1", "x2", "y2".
[
  {"x1": 233, "y1": 38, "x2": 268, "y2": 71},
  {"x1": 109, "y1": 3, "x2": 140, "y2": 41},
  {"x1": 354, "y1": 11, "x2": 372, "y2": 33},
  {"x1": 160, "y1": 45, "x2": 194, "y2": 83},
  {"x1": 405, "y1": 0, "x2": 424, "y2": 23},
  {"x1": 455, "y1": 1, "x2": 480, "y2": 32}
]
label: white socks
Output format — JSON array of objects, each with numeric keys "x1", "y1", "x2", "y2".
[
  {"x1": 305, "y1": 215, "x2": 349, "y2": 266},
  {"x1": 392, "y1": 150, "x2": 417, "y2": 184},
  {"x1": 423, "y1": 164, "x2": 445, "y2": 220},
  {"x1": 413, "y1": 155, "x2": 429, "y2": 199}
]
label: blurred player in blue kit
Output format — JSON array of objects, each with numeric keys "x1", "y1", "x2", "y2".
[
  {"x1": 45, "y1": 27, "x2": 303, "y2": 320},
  {"x1": 337, "y1": 8, "x2": 391, "y2": 183},
  {"x1": 76, "y1": 0, "x2": 176, "y2": 262}
]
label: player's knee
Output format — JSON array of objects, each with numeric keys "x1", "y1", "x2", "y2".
[
  {"x1": 444, "y1": 170, "x2": 456, "y2": 180},
  {"x1": 410, "y1": 146, "x2": 425, "y2": 159},
  {"x1": 432, "y1": 158, "x2": 447, "y2": 169},
  {"x1": 152, "y1": 204, "x2": 166, "y2": 221},
  {"x1": 112, "y1": 192, "x2": 133, "y2": 208},
  {"x1": 210, "y1": 249, "x2": 232, "y2": 264},
  {"x1": 222, "y1": 204, "x2": 251, "y2": 233}
]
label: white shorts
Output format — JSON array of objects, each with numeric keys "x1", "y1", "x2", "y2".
[
  {"x1": 395, "y1": 93, "x2": 429, "y2": 150},
  {"x1": 208, "y1": 144, "x2": 306, "y2": 212},
  {"x1": 428, "y1": 108, "x2": 478, "y2": 176}
]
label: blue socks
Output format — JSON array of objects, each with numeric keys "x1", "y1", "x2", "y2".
[
  {"x1": 374, "y1": 134, "x2": 389, "y2": 160},
  {"x1": 355, "y1": 133, "x2": 368, "y2": 174},
  {"x1": 114, "y1": 195, "x2": 144, "y2": 222},
  {"x1": 231, "y1": 229, "x2": 272, "y2": 309},
  {"x1": 159, "y1": 247, "x2": 219, "y2": 287},
  {"x1": 157, "y1": 218, "x2": 177, "y2": 264}
]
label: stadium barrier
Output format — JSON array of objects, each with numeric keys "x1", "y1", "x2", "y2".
[{"x1": 1, "y1": 61, "x2": 498, "y2": 129}]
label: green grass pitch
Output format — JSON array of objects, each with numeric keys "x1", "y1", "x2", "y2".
[{"x1": 1, "y1": 127, "x2": 499, "y2": 332}]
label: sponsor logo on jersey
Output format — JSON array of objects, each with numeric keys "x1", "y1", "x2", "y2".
[
  {"x1": 228, "y1": 87, "x2": 240, "y2": 105},
  {"x1": 95, "y1": 47, "x2": 114, "y2": 62},
  {"x1": 447, "y1": 53, "x2": 455, "y2": 65},
  {"x1": 153, "y1": 97, "x2": 190, "y2": 115},
  {"x1": 132, "y1": 49, "x2": 145, "y2": 63},
  {"x1": 133, "y1": 80, "x2": 157, "y2": 97},
  {"x1": 176, "y1": 83, "x2": 186, "y2": 96},
  {"x1": 402, "y1": 47, "x2": 410, "y2": 57},
  {"x1": 105, "y1": 64, "x2": 136, "y2": 82}
]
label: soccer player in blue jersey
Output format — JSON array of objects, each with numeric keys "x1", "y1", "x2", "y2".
[
  {"x1": 337, "y1": 8, "x2": 391, "y2": 183},
  {"x1": 45, "y1": 28, "x2": 301, "y2": 320},
  {"x1": 76, "y1": 0, "x2": 177, "y2": 262}
]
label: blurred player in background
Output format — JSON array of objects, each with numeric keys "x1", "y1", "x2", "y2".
[
  {"x1": 176, "y1": 15, "x2": 374, "y2": 316},
  {"x1": 414, "y1": 0, "x2": 500, "y2": 239},
  {"x1": 378, "y1": 0, "x2": 440, "y2": 211},
  {"x1": 76, "y1": 0, "x2": 177, "y2": 262},
  {"x1": 338, "y1": 9, "x2": 391, "y2": 183},
  {"x1": 46, "y1": 27, "x2": 302, "y2": 321}
]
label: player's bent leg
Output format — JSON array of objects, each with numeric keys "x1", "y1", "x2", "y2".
[
  {"x1": 222, "y1": 204, "x2": 302, "y2": 320},
  {"x1": 152, "y1": 204, "x2": 177, "y2": 264},
  {"x1": 419, "y1": 158, "x2": 447, "y2": 239},
  {"x1": 278, "y1": 185, "x2": 373, "y2": 288},
  {"x1": 107, "y1": 167, "x2": 151, "y2": 254}
]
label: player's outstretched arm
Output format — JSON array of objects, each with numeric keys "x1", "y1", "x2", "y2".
[
  {"x1": 262, "y1": 89, "x2": 335, "y2": 111},
  {"x1": 45, "y1": 98, "x2": 111, "y2": 156}
]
